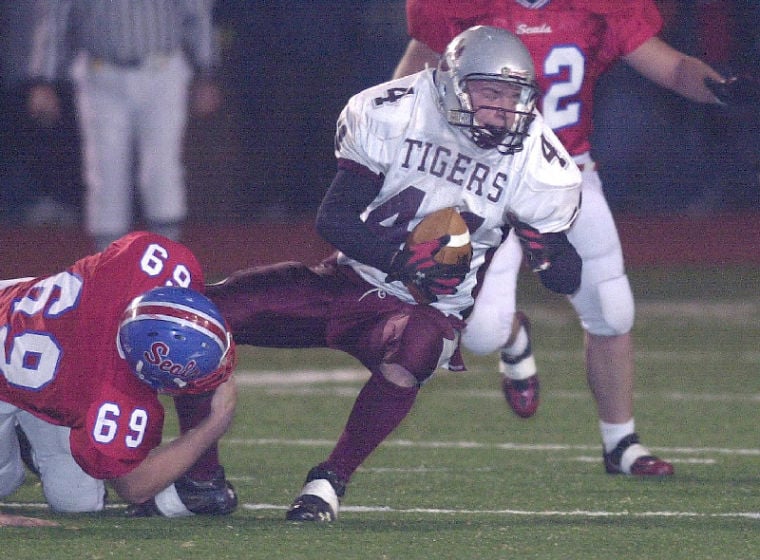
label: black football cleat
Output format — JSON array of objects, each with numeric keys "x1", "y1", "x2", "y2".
[
  {"x1": 286, "y1": 466, "x2": 347, "y2": 522},
  {"x1": 126, "y1": 466, "x2": 237, "y2": 517},
  {"x1": 603, "y1": 433, "x2": 674, "y2": 476},
  {"x1": 174, "y1": 466, "x2": 238, "y2": 515}
]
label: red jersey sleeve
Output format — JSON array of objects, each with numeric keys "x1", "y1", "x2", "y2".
[
  {"x1": 600, "y1": 0, "x2": 662, "y2": 62},
  {"x1": 407, "y1": 0, "x2": 492, "y2": 53}
]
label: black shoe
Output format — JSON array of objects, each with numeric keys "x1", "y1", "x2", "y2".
[
  {"x1": 286, "y1": 466, "x2": 347, "y2": 522},
  {"x1": 175, "y1": 466, "x2": 238, "y2": 515},
  {"x1": 126, "y1": 466, "x2": 238, "y2": 517}
]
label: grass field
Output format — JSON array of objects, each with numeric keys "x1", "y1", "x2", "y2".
[{"x1": 3, "y1": 266, "x2": 760, "y2": 559}]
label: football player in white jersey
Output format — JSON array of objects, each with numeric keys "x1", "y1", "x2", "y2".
[{"x1": 207, "y1": 26, "x2": 582, "y2": 522}]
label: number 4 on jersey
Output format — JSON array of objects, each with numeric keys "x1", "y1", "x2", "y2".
[{"x1": 540, "y1": 134, "x2": 568, "y2": 168}]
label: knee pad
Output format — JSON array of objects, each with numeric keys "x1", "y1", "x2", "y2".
[
  {"x1": 41, "y1": 470, "x2": 106, "y2": 513},
  {"x1": 16, "y1": 411, "x2": 105, "y2": 512},
  {"x1": 571, "y1": 274, "x2": 634, "y2": 336},
  {"x1": 36, "y1": 446, "x2": 106, "y2": 512},
  {"x1": 381, "y1": 306, "x2": 459, "y2": 387},
  {"x1": 462, "y1": 311, "x2": 515, "y2": 355}
]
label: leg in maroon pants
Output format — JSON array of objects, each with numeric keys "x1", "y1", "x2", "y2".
[
  {"x1": 205, "y1": 259, "x2": 464, "y2": 522},
  {"x1": 286, "y1": 291, "x2": 463, "y2": 522}
]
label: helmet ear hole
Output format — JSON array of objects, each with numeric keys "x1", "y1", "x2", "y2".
[{"x1": 117, "y1": 286, "x2": 232, "y2": 394}]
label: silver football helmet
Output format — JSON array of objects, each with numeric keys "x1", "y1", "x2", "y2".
[{"x1": 435, "y1": 25, "x2": 539, "y2": 154}]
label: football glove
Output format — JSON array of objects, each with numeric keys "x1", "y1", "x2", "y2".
[
  {"x1": 507, "y1": 213, "x2": 558, "y2": 272},
  {"x1": 507, "y1": 212, "x2": 581, "y2": 294},
  {"x1": 705, "y1": 74, "x2": 760, "y2": 106},
  {"x1": 386, "y1": 236, "x2": 469, "y2": 303},
  {"x1": 125, "y1": 467, "x2": 238, "y2": 517}
]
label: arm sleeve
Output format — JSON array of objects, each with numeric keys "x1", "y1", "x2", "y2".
[
  {"x1": 406, "y1": 0, "x2": 492, "y2": 53},
  {"x1": 315, "y1": 159, "x2": 399, "y2": 273},
  {"x1": 601, "y1": 0, "x2": 663, "y2": 63}
]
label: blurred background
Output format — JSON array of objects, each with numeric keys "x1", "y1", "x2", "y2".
[{"x1": 0, "y1": 0, "x2": 757, "y2": 228}]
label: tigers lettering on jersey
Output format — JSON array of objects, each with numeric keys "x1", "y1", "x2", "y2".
[{"x1": 400, "y1": 137, "x2": 507, "y2": 202}]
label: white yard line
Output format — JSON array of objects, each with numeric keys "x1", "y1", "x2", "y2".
[
  {"x1": 222, "y1": 437, "x2": 760, "y2": 457},
  {"x1": 2, "y1": 501, "x2": 757, "y2": 519},
  {"x1": 241, "y1": 503, "x2": 760, "y2": 519}
]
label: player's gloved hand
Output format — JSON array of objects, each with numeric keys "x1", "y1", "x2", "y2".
[
  {"x1": 507, "y1": 213, "x2": 557, "y2": 272},
  {"x1": 125, "y1": 467, "x2": 238, "y2": 518},
  {"x1": 705, "y1": 75, "x2": 760, "y2": 106},
  {"x1": 507, "y1": 212, "x2": 581, "y2": 294},
  {"x1": 387, "y1": 237, "x2": 468, "y2": 303}
]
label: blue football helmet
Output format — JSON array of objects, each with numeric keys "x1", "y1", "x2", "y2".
[{"x1": 117, "y1": 286, "x2": 233, "y2": 394}]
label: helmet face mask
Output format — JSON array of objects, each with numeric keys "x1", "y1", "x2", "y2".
[
  {"x1": 117, "y1": 286, "x2": 233, "y2": 395},
  {"x1": 435, "y1": 26, "x2": 539, "y2": 154}
]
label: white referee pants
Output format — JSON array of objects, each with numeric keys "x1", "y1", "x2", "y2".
[{"x1": 71, "y1": 50, "x2": 192, "y2": 241}]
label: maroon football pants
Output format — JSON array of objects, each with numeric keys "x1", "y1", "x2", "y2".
[{"x1": 204, "y1": 255, "x2": 464, "y2": 482}]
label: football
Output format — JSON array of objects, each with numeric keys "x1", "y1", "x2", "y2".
[{"x1": 407, "y1": 207, "x2": 472, "y2": 267}]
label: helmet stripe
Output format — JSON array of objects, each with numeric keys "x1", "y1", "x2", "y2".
[{"x1": 126, "y1": 302, "x2": 229, "y2": 351}]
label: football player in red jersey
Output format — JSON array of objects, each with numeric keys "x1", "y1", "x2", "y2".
[
  {"x1": 0, "y1": 232, "x2": 237, "y2": 526},
  {"x1": 393, "y1": 0, "x2": 728, "y2": 475}
]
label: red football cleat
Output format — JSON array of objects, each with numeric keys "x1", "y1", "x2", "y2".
[
  {"x1": 603, "y1": 433, "x2": 674, "y2": 476},
  {"x1": 501, "y1": 375, "x2": 540, "y2": 418}
]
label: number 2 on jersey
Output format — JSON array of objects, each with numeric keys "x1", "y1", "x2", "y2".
[{"x1": 542, "y1": 46, "x2": 583, "y2": 130}]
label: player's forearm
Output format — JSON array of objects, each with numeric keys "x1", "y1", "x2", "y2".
[
  {"x1": 110, "y1": 421, "x2": 230, "y2": 503},
  {"x1": 626, "y1": 37, "x2": 725, "y2": 105},
  {"x1": 110, "y1": 380, "x2": 236, "y2": 503},
  {"x1": 392, "y1": 39, "x2": 439, "y2": 79}
]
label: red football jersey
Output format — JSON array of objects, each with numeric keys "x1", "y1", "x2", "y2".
[
  {"x1": 406, "y1": 0, "x2": 663, "y2": 155},
  {"x1": 0, "y1": 232, "x2": 206, "y2": 479}
]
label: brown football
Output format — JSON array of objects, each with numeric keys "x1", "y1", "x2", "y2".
[
  {"x1": 408, "y1": 207, "x2": 472, "y2": 266},
  {"x1": 404, "y1": 207, "x2": 472, "y2": 304}
]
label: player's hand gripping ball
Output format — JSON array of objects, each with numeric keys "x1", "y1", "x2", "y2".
[{"x1": 387, "y1": 207, "x2": 473, "y2": 304}]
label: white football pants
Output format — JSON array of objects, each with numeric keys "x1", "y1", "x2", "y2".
[
  {"x1": 463, "y1": 153, "x2": 634, "y2": 354},
  {"x1": 0, "y1": 401, "x2": 105, "y2": 513}
]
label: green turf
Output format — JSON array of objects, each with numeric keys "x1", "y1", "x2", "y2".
[{"x1": 3, "y1": 266, "x2": 760, "y2": 559}]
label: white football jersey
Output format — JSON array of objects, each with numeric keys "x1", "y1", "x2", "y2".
[{"x1": 336, "y1": 69, "x2": 581, "y2": 317}]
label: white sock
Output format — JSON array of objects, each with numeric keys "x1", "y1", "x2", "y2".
[{"x1": 599, "y1": 419, "x2": 635, "y2": 454}]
